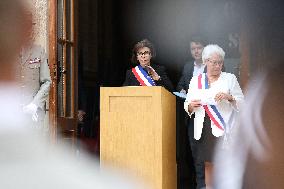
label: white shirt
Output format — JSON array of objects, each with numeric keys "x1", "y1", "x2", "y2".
[
  {"x1": 184, "y1": 72, "x2": 244, "y2": 140},
  {"x1": 193, "y1": 61, "x2": 206, "y2": 77}
]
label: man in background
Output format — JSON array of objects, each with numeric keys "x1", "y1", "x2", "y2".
[
  {"x1": 177, "y1": 35, "x2": 207, "y2": 93},
  {"x1": 176, "y1": 35, "x2": 207, "y2": 189}
]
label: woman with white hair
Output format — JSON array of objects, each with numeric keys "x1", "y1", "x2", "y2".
[{"x1": 184, "y1": 44, "x2": 244, "y2": 188}]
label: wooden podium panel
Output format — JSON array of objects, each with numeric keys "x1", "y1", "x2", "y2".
[{"x1": 100, "y1": 86, "x2": 176, "y2": 189}]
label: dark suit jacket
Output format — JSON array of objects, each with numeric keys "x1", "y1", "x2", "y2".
[
  {"x1": 123, "y1": 64, "x2": 174, "y2": 92},
  {"x1": 176, "y1": 61, "x2": 194, "y2": 92}
]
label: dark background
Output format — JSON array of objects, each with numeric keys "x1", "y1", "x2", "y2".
[
  {"x1": 76, "y1": 0, "x2": 284, "y2": 188},
  {"x1": 76, "y1": 0, "x2": 284, "y2": 142},
  {"x1": 78, "y1": 0, "x2": 254, "y2": 87}
]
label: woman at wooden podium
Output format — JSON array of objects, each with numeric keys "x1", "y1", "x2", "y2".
[{"x1": 123, "y1": 39, "x2": 173, "y2": 92}]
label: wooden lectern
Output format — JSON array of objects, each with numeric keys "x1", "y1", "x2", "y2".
[{"x1": 100, "y1": 86, "x2": 176, "y2": 189}]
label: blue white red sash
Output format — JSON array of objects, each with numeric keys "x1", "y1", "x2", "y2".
[
  {"x1": 132, "y1": 65, "x2": 156, "y2": 86},
  {"x1": 198, "y1": 74, "x2": 225, "y2": 131}
]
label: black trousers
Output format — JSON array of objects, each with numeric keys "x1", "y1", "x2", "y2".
[
  {"x1": 188, "y1": 116, "x2": 206, "y2": 189},
  {"x1": 176, "y1": 98, "x2": 195, "y2": 189}
]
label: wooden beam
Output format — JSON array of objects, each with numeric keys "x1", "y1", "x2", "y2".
[{"x1": 48, "y1": 0, "x2": 58, "y2": 142}]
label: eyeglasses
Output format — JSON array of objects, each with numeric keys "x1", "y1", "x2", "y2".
[
  {"x1": 205, "y1": 58, "x2": 223, "y2": 66},
  {"x1": 137, "y1": 51, "x2": 151, "y2": 57}
]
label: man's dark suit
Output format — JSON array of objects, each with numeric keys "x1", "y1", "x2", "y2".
[
  {"x1": 123, "y1": 64, "x2": 174, "y2": 92},
  {"x1": 176, "y1": 61, "x2": 206, "y2": 189},
  {"x1": 177, "y1": 61, "x2": 195, "y2": 92}
]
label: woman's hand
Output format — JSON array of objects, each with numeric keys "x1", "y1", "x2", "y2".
[
  {"x1": 188, "y1": 99, "x2": 202, "y2": 113},
  {"x1": 180, "y1": 89, "x2": 186, "y2": 94},
  {"x1": 145, "y1": 65, "x2": 161, "y2": 81},
  {"x1": 214, "y1": 92, "x2": 234, "y2": 103}
]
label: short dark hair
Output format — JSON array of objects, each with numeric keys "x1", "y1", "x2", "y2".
[
  {"x1": 190, "y1": 34, "x2": 207, "y2": 47},
  {"x1": 131, "y1": 39, "x2": 156, "y2": 64}
]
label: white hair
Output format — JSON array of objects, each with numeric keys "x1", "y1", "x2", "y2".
[{"x1": 202, "y1": 44, "x2": 225, "y2": 62}]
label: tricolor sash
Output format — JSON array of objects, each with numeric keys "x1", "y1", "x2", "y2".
[
  {"x1": 132, "y1": 65, "x2": 156, "y2": 86},
  {"x1": 198, "y1": 73, "x2": 225, "y2": 131}
]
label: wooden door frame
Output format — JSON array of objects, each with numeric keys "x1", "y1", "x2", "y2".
[
  {"x1": 48, "y1": 0, "x2": 78, "y2": 142},
  {"x1": 49, "y1": 0, "x2": 58, "y2": 142}
]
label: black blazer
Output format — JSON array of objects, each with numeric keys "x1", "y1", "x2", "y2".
[
  {"x1": 123, "y1": 64, "x2": 174, "y2": 92},
  {"x1": 176, "y1": 61, "x2": 194, "y2": 92}
]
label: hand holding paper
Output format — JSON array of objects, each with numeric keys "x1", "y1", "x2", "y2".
[
  {"x1": 214, "y1": 92, "x2": 233, "y2": 103},
  {"x1": 191, "y1": 89, "x2": 217, "y2": 105}
]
